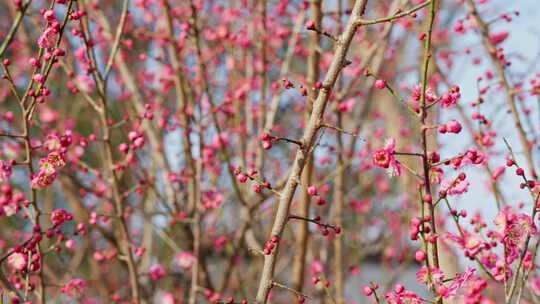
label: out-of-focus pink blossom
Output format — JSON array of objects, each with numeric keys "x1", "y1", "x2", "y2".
[
  {"x1": 8, "y1": 252, "x2": 27, "y2": 271},
  {"x1": 161, "y1": 293, "x2": 177, "y2": 304},
  {"x1": 489, "y1": 31, "x2": 509, "y2": 44},
  {"x1": 309, "y1": 259, "x2": 324, "y2": 275},
  {"x1": 176, "y1": 251, "x2": 195, "y2": 268},
  {"x1": 61, "y1": 278, "x2": 87, "y2": 298},
  {"x1": 149, "y1": 264, "x2": 167, "y2": 280},
  {"x1": 0, "y1": 160, "x2": 12, "y2": 182}
]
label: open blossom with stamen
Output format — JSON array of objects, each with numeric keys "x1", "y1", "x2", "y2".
[
  {"x1": 40, "y1": 152, "x2": 66, "y2": 171},
  {"x1": 51, "y1": 208, "x2": 73, "y2": 226},
  {"x1": 31, "y1": 152, "x2": 66, "y2": 189},
  {"x1": 493, "y1": 206, "x2": 536, "y2": 263},
  {"x1": 39, "y1": 160, "x2": 56, "y2": 175},
  {"x1": 372, "y1": 138, "x2": 402, "y2": 176},
  {"x1": 7, "y1": 252, "x2": 27, "y2": 271},
  {"x1": 44, "y1": 134, "x2": 62, "y2": 151},
  {"x1": 494, "y1": 207, "x2": 537, "y2": 244},
  {"x1": 31, "y1": 170, "x2": 58, "y2": 188},
  {"x1": 46, "y1": 152, "x2": 66, "y2": 168}
]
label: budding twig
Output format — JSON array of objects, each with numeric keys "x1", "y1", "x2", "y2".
[
  {"x1": 271, "y1": 281, "x2": 312, "y2": 300},
  {"x1": 307, "y1": 26, "x2": 339, "y2": 42},
  {"x1": 288, "y1": 214, "x2": 340, "y2": 232},
  {"x1": 320, "y1": 122, "x2": 362, "y2": 138},
  {"x1": 355, "y1": 0, "x2": 431, "y2": 26}
]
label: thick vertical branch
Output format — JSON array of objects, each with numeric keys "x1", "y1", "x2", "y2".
[
  {"x1": 419, "y1": 1, "x2": 442, "y2": 303},
  {"x1": 291, "y1": 0, "x2": 321, "y2": 293},
  {"x1": 254, "y1": 1, "x2": 367, "y2": 302}
]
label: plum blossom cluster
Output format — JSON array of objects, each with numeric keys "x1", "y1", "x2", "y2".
[
  {"x1": 0, "y1": 184, "x2": 26, "y2": 217},
  {"x1": 50, "y1": 208, "x2": 73, "y2": 227},
  {"x1": 451, "y1": 150, "x2": 486, "y2": 169},
  {"x1": 493, "y1": 207, "x2": 537, "y2": 264},
  {"x1": 119, "y1": 131, "x2": 146, "y2": 153},
  {"x1": 443, "y1": 206, "x2": 538, "y2": 282},
  {"x1": 439, "y1": 173, "x2": 470, "y2": 196},
  {"x1": 409, "y1": 84, "x2": 437, "y2": 108},
  {"x1": 416, "y1": 266, "x2": 480, "y2": 300},
  {"x1": 30, "y1": 132, "x2": 72, "y2": 189},
  {"x1": 384, "y1": 285, "x2": 423, "y2": 304},
  {"x1": 307, "y1": 185, "x2": 329, "y2": 206},
  {"x1": 438, "y1": 119, "x2": 462, "y2": 134},
  {"x1": 30, "y1": 151, "x2": 66, "y2": 188},
  {"x1": 263, "y1": 235, "x2": 280, "y2": 255},
  {"x1": 7, "y1": 234, "x2": 45, "y2": 279},
  {"x1": 233, "y1": 166, "x2": 272, "y2": 194},
  {"x1": 439, "y1": 85, "x2": 461, "y2": 108},
  {"x1": 37, "y1": 11, "x2": 61, "y2": 49}
]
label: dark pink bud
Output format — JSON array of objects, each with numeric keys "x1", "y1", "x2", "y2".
[{"x1": 374, "y1": 79, "x2": 386, "y2": 89}]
